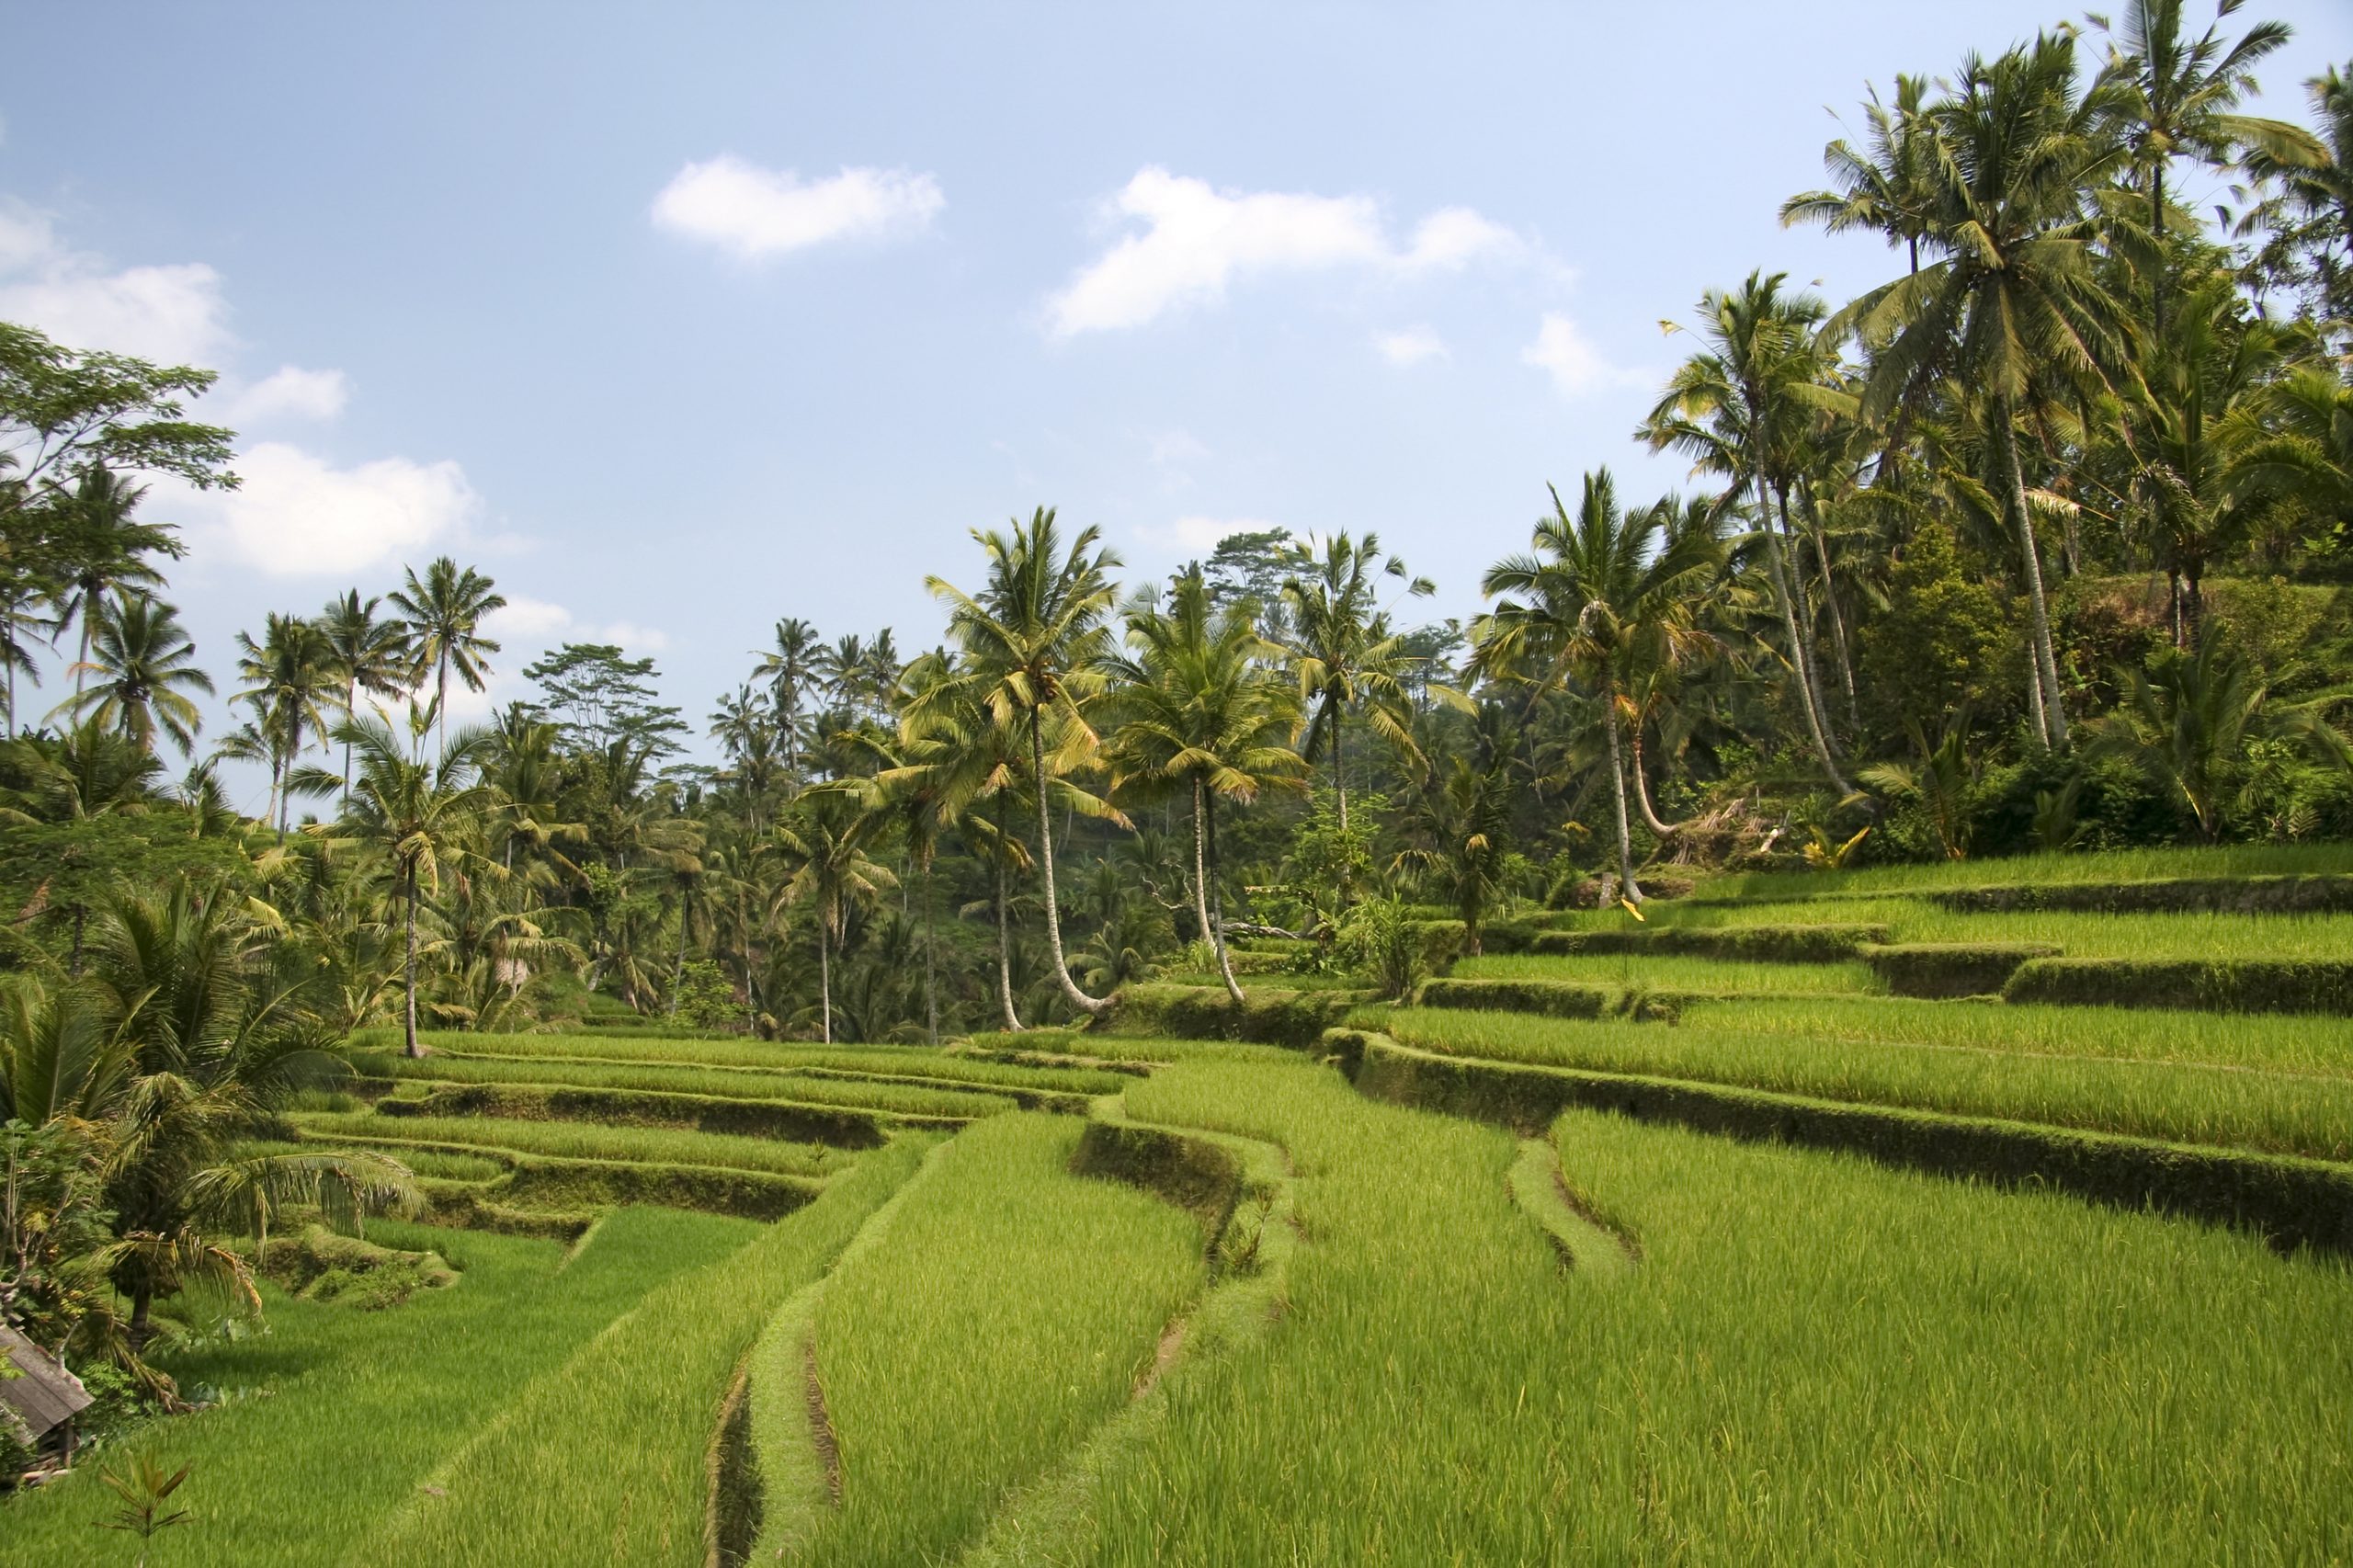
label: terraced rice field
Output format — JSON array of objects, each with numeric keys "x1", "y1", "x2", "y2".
[{"x1": 8, "y1": 854, "x2": 2350, "y2": 1564}]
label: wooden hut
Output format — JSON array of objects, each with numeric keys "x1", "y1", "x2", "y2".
[{"x1": 1, "y1": 1324, "x2": 93, "y2": 1471}]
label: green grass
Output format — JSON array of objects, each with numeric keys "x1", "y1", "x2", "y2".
[
  {"x1": 1042, "y1": 1045, "x2": 2352, "y2": 1562},
  {"x1": 790, "y1": 1112, "x2": 1204, "y2": 1566},
  {"x1": 0, "y1": 1210, "x2": 757, "y2": 1568},
  {"x1": 349, "y1": 1138, "x2": 935, "y2": 1568},
  {"x1": 355, "y1": 1049, "x2": 1017, "y2": 1119},
  {"x1": 1699, "y1": 841, "x2": 2353, "y2": 898},
  {"x1": 289, "y1": 1110, "x2": 860, "y2": 1178},
  {"x1": 1373, "y1": 1005, "x2": 2353, "y2": 1161},
  {"x1": 1451, "y1": 951, "x2": 1885, "y2": 995},
  {"x1": 398, "y1": 1029, "x2": 1133, "y2": 1096},
  {"x1": 1677, "y1": 994, "x2": 2353, "y2": 1079},
  {"x1": 242, "y1": 1138, "x2": 509, "y2": 1183}
]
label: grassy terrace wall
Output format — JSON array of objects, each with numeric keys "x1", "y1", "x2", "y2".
[
  {"x1": 2005, "y1": 958, "x2": 2353, "y2": 1016},
  {"x1": 1413, "y1": 977, "x2": 1611, "y2": 1018},
  {"x1": 1927, "y1": 874, "x2": 2353, "y2": 915},
  {"x1": 1531, "y1": 924, "x2": 1889, "y2": 963},
  {"x1": 373, "y1": 1081, "x2": 899, "y2": 1146},
  {"x1": 1860, "y1": 942, "x2": 2060, "y2": 998},
  {"x1": 1110, "y1": 984, "x2": 1367, "y2": 1048},
  {"x1": 1340, "y1": 1031, "x2": 2353, "y2": 1255}
]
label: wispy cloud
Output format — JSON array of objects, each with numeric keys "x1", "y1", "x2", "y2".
[
  {"x1": 1374, "y1": 325, "x2": 1448, "y2": 367},
  {"x1": 652, "y1": 156, "x2": 944, "y2": 261},
  {"x1": 0, "y1": 199, "x2": 230, "y2": 365},
  {"x1": 1521, "y1": 312, "x2": 1650, "y2": 396},
  {"x1": 221, "y1": 365, "x2": 350, "y2": 425}
]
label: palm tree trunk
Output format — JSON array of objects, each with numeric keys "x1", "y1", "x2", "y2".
[
  {"x1": 1029, "y1": 710, "x2": 1108, "y2": 1015},
  {"x1": 1774, "y1": 482, "x2": 1843, "y2": 752},
  {"x1": 2183, "y1": 565, "x2": 2205, "y2": 652},
  {"x1": 1192, "y1": 779, "x2": 1242, "y2": 1004},
  {"x1": 343, "y1": 676, "x2": 358, "y2": 808},
  {"x1": 404, "y1": 870, "x2": 422, "y2": 1058},
  {"x1": 1629, "y1": 717, "x2": 1681, "y2": 839},
  {"x1": 1756, "y1": 473, "x2": 1851, "y2": 791},
  {"x1": 923, "y1": 858, "x2": 939, "y2": 1045},
  {"x1": 1332, "y1": 709, "x2": 1347, "y2": 834},
  {"x1": 817, "y1": 924, "x2": 831, "y2": 1045},
  {"x1": 1204, "y1": 789, "x2": 1244, "y2": 1004},
  {"x1": 668, "y1": 889, "x2": 690, "y2": 1016},
  {"x1": 1602, "y1": 691, "x2": 1644, "y2": 904},
  {"x1": 1996, "y1": 403, "x2": 2068, "y2": 746},
  {"x1": 1796, "y1": 480, "x2": 1859, "y2": 725},
  {"x1": 995, "y1": 850, "x2": 1022, "y2": 1033}
]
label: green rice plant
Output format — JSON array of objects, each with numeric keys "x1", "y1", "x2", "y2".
[
  {"x1": 1702, "y1": 841, "x2": 2353, "y2": 898},
  {"x1": 0, "y1": 1210, "x2": 758, "y2": 1568},
  {"x1": 350, "y1": 1050, "x2": 1016, "y2": 1119},
  {"x1": 1052, "y1": 1050, "x2": 2353, "y2": 1562},
  {"x1": 1452, "y1": 951, "x2": 1885, "y2": 996},
  {"x1": 790, "y1": 1113, "x2": 1204, "y2": 1566},
  {"x1": 410, "y1": 1030, "x2": 1132, "y2": 1096},
  {"x1": 289, "y1": 1111, "x2": 858, "y2": 1178},
  {"x1": 348, "y1": 1138, "x2": 935, "y2": 1568},
  {"x1": 239, "y1": 1137, "x2": 510, "y2": 1184},
  {"x1": 1376, "y1": 1006, "x2": 2353, "y2": 1161}
]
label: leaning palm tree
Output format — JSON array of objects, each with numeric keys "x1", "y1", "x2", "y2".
[
  {"x1": 1841, "y1": 36, "x2": 2142, "y2": 748},
  {"x1": 1279, "y1": 532, "x2": 1433, "y2": 834},
  {"x1": 1472, "y1": 471, "x2": 1721, "y2": 903},
  {"x1": 388, "y1": 556, "x2": 506, "y2": 755},
  {"x1": 318, "y1": 589, "x2": 409, "y2": 801},
  {"x1": 56, "y1": 593, "x2": 214, "y2": 757},
  {"x1": 235, "y1": 612, "x2": 338, "y2": 834},
  {"x1": 926, "y1": 507, "x2": 1127, "y2": 1017},
  {"x1": 293, "y1": 707, "x2": 495, "y2": 1057},
  {"x1": 773, "y1": 786, "x2": 897, "y2": 1044},
  {"x1": 1103, "y1": 569, "x2": 1306, "y2": 1002}
]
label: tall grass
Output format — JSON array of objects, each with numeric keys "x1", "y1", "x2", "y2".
[
  {"x1": 403, "y1": 1030, "x2": 1131, "y2": 1096},
  {"x1": 795, "y1": 1112, "x2": 1204, "y2": 1566},
  {"x1": 289, "y1": 1111, "x2": 861, "y2": 1178},
  {"x1": 348, "y1": 1138, "x2": 935, "y2": 1567},
  {"x1": 1453, "y1": 951, "x2": 1884, "y2": 995},
  {"x1": 354, "y1": 1050, "x2": 1016, "y2": 1119},
  {"x1": 1055, "y1": 1050, "x2": 2352, "y2": 1562},
  {"x1": 1543, "y1": 897, "x2": 2353, "y2": 960},
  {"x1": 1376, "y1": 1006, "x2": 2353, "y2": 1160},
  {"x1": 0, "y1": 1210, "x2": 756, "y2": 1568},
  {"x1": 1701, "y1": 840, "x2": 2353, "y2": 898}
]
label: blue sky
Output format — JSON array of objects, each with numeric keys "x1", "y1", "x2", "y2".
[{"x1": 5, "y1": 2, "x2": 2347, "y2": 803}]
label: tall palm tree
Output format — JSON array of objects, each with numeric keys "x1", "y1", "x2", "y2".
[
  {"x1": 1473, "y1": 471, "x2": 1722, "y2": 903},
  {"x1": 56, "y1": 592, "x2": 214, "y2": 757},
  {"x1": 927, "y1": 507, "x2": 1127, "y2": 1017},
  {"x1": 1843, "y1": 36, "x2": 2142, "y2": 748},
  {"x1": 754, "y1": 616, "x2": 824, "y2": 783},
  {"x1": 1645, "y1": 272, "x2": 1855, "y2": 788},
  {"x1": 235, "y1": 612, "x2": 338, "y2": 834},
  {"x1": 0, "y1": 560, "x2": 48, "y2": 733},
  {"x1": 1103, "y1": 569, "x2": 1306, "y2": 1001},
  {"x1": 1781, "y1": 74, "x2": 1941, "y2": 272},
  {"x1": 49, "y1": 466, "x2": 176, "y2": 706},
  {"x1": 388, "y1": 557, "x2": 506, "y2": 755},
  {"x1": 2093, "y1": 0, "x2": 2325, "y2": 336},
  {"x1": 1279, "y1": 531, "x2": 1433, "y2": 834},
  {"x1": 774, "y1": 786, "x2": 897, "y2": 1044},
  {"x1": 294, "y1": 709, "x2": 495, "y2": 1057},
  {"x1": 318, "y1": 589, "x2": 409, "y2": 801}
]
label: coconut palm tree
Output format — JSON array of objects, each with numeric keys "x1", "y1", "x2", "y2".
[
  {"x1": 0, "y1": 560, "x2": 48, "y2": 733},
  {"x1": 235, "y1": 612, "x2": 338, "y2": 834},
  {"x1": 318, "y1": 589, "x2": 409, "y2": 802},
  {"x1": 1644, "y1": 272, "x2": 1855, "y2": 788},
  {"x1": 1473, "y1": 471, "x2": 1722, "y2": 903},
  {"x1": 1842, "y1": 36, "x2": 2142, "y2": 748},
  {"x1": 926, "y1": 507, "x2": 1127, "y2": 1017},
  {"x1": 388, "y1": 556, "x2": 506, "y2": 755},
  {"x1": 1781, "y1": 73, "x2": 1942, "y2": 272},
  {"x1": 2093, "y1": 0, "x2": 2325, "y2": 336},
  {"x1": 754, "y1": 616, "x2": 824, "y2": 784},
  {"x1": 1392, "y1": 749, "x2": 1519, "y2": 955},
  {"x1": 56, "y1": 593, "x2": 213, "y2": 757},
  {"x1": 294, "y1": 707, "x2": 495, "y2": 1057},
  {"x1": 48, "y1": 467, "x2": 176, "y2": 706},
  {"x1": 1103, "y1": 569, "x2": 1306, "y2": 1002},
  {"x1": 773, "y1": 786, "x2": 897, "y2": 1044},
  {"x1": 1279, "y1": 532, "x2": 1433, "y2": 835}
]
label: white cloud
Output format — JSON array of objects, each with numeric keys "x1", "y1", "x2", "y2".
[
  {"x1": 180, "y1": 441, "x2": 481, "y2": 577},
  {"x1": 1045, "y1": 167, "x2": 1521, "y2": 336},
  {"x1": 1135, "y1": 515, "x2": 1285, "y2": 555},
  {"x1": 1148, "y1": 428, "x2": 1210, "y2": 468},
  {"x1": 0, "y1": 200, "x2": 231, "y2": 365},
  {"x1": 221, "y1": 365, "x2": 350, "y2": 425},
  {"x1": 483, "y1": 595, "x2": 573, "y2": 642},
  {"x1": 597, "y1": 620, "x2": 670, "y2": 653},
  {"x1": 1521, "y1": 312, "x2": 1649, "y2": 396},
  {"x1": 651, "y1": 156, "x2": 944, "y2": 261},
  {"x1": 1375, "y1": 325, "x2": 1448, "y2": 367}
]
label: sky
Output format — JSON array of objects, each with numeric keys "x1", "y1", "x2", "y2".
[{"x1": 5, "y1": 1, "x2": 2347, "y2": 809}]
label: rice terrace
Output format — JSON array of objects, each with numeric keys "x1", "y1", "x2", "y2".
[{"x1": 5, "y1": 2, "x2": 2353, "y2": 1563}]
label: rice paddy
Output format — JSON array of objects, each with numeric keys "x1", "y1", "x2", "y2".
[{"x1": 10, "y1": 846, "x2": 2349, "y2": 1563}]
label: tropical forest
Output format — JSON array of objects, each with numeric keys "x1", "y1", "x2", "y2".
[{"x1": 3, "y1": 3, "x2": 2352, "y2": 1562}]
